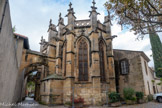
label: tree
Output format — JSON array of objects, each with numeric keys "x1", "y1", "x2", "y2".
[
  {"x1": 12, "y1": 25, "x2": 16, "y2": 32},
  {"x1": 105, "y1": 0, "x2": 162, "y2": 77},
  {"x1": 27, "y1": 81, "x2": 35, "y2": 93},
  {"x1": 105, "y1": 0, "x2": 162, "y2": 37},
  {"x1": 157, "y1": 78, "x2": 162, "y2": 91},
  {"x1": 149, "y1": 31, "x2": 162, "y2": 77}
]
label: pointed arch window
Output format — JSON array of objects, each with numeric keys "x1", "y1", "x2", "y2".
[
  {"x1": 99, "y1": 41, "x2": 106, "y2": 82},
  {"x1": 78, "y1": 39, "x2": 88, "y2": 81}
]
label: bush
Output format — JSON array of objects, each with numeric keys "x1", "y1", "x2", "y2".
[
  {"x1": 147, "y1": 94, "x2": 153, "y2": 101},
  {"x1": 136, "y1": 92, "x2": 144, "y2": 100},
  {"x1": 108, "y1": 92, "x2": 120, "y2": 103},
  {"x1": 64, "y1": 101, "x2": 72, "y2": 106},
  {"x1": 123, "y1": 87, "x2": 135, "y2": 101},
  {"x1": 38, "y1": 101, "x2": 47, "y2": 105}
]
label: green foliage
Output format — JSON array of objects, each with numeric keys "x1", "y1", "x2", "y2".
[
  {"x1": 136, "y1": 92, "x2": 144, "y2": 100},
  {"x1": 27, "y1": 81, "x2": 35, "y2": 91},
  {"x1": 38, "y1": 101, "x2": 47, "y2": 105},
  {"x1": 64, "y1": 101, "x2": 72, "y2": 106},
  {"x1": 151, "y1": 80, "x2": 155, "y2": 83},
  {"x1": 104, "y1": 0, "x2": 162, "y2": 36},
  {"x1": 105, "y1": 0, "x2": 162, "y2": 77},
  {"x1": 12, "y1": 25, "x2": 16, "y2": 32},
  {"x1": 108, "y1": 92, "x2": 120, "y2": 103},
  {"x1": 149, "y1": 33, "x2": 162, "y2": 78},
  {"x1": 147, "y1": 94, "x2": 153, "y2": 101},
  {"x1": 123, "y1": 87, "x2": 136, "y2": 101}
]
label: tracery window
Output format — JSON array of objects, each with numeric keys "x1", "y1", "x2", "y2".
[
  {"x1": 78, "y1": 39, "x2": 88, "y2": 81},
  {"x1": 99, "y1": 41, "x2": 106, "y2": 82}
]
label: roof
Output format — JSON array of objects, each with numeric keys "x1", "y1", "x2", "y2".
[
  {"x1": 14, "y1": 33, "x2": 27, "y2": 38},
  {"x1": 42, "y1": 74, "x2": 63, "y2": 81},
  {"x1": 14, "y1": 33, "x2": 30, "y2": 49},
  {"x1": 114, "y1": 49, "x2": 150, "y2": 62}
]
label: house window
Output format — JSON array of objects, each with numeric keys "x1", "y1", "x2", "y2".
[
  {"x1": 99, "y1": 41, "x2": 106, "y2": 82},
  {"x1": 120, "y1": 59, "x2": 129, "y2": 75},
  {"x1": 78, "y1": 38, "x2": 88, "y2": 81},
  {"x1": 144, "y1": 61, "x2": 148, "y2": 75}
]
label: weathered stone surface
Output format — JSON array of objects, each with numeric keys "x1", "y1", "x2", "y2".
[{"x1": 0, "y1": 0, "x2": 19, "y2": 106}]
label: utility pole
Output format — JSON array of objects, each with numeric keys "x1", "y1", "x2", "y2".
[
  {"x1": 72, "y1": 86, "x2": 75, "y2": 108},
  {"x1": 106, "y1": 84, "x2": 109, "y2": 106}
]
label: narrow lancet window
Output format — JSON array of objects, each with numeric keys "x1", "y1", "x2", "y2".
[
  {"x1": 78, "y1": 39, "x2": 88, "y2": 81},
  {"x1": 99, "y1": 41, "x2": 106, "y2": 82}
]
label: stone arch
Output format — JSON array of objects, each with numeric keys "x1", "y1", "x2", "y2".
[
  {"x1": 19, "y1": 50, "x2": 48, "y2": 76},
  {"x1": 75, "y1": 35, "x2": 91, "y2": 48}
]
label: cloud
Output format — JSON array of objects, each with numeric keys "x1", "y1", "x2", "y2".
[
  {"x1": 112, "y1": 23, "x2": 155, "y2": 67},
  {"x1": 9, "y1": 0, "x2": 161, "y2": 67}
]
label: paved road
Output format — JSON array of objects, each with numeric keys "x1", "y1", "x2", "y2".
[
  {"x1": 12, "y1": 97, "x2": 162, "y2": 108},
  {"x1": 12, "y1": 97, "x2": 66, "y2": 108},
  {"x1": 91, "y1": 102, "x2": 162, "y2": 108}
]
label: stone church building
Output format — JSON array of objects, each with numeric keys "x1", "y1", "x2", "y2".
[
  {"x1": 37, "y1": 1, "x2": 161, "y2": 105},
  {"x1": 39, "y1": 1, "x2": 115, "y2": 105},
  {"x1": 1, "y1": 0, "x2": 162, "y2": 106}
]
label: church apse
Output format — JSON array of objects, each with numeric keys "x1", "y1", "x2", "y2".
[{"x1": 39, "y1": 0, "x2": 116, "y2": 105}]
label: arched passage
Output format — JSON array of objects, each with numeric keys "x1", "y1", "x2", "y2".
[{"x1": 17, "y1": 49, "x2": 49, "y2": 102}]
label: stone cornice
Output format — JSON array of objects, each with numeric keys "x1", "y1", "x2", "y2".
[
  {"x1": 107, "y1": 55, "x2": 114, "y2": 58},
  {"x1": 66, "y1": 51, "x2": 75, "y2": 54}
]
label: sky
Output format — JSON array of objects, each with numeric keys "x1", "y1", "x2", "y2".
[{"x1": 9, "y1": 0, "x2": 162, "y2": 67}]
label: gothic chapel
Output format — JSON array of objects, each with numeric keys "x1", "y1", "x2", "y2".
[{"x1": 40, "y1": 0, "x2": 116, "y2": 105}]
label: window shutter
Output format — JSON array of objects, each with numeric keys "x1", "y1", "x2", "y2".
[
  {"x1": 119, "y1": 59, "x2": 129, "y2": 75},
  {"x1": 126, "y1": 59, "x2": 129, "y2": 74}
]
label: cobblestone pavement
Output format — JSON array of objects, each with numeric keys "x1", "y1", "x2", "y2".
[{"x1": 12, "y1": 98, "x2": 162, "y2": 108}]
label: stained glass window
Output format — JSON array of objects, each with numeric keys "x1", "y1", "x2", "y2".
[{"x1": 78, "y1": 39, "x2": 88, "y2": 81}]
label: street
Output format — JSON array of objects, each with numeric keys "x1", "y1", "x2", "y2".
[{"x1": 12, "y1": 97, "x2": 162, "y2": 108}]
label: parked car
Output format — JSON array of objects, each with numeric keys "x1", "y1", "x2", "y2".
[
  {"x1": 29, "y1": 93, "x2": 35, "y2": 98},
  {"x1": 153, "y1": 93, "x2": 162, "y2": 102}
]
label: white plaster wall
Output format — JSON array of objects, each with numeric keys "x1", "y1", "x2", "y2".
[{"x1": 141, "y1": 56, "x2": 154, "y2": 95}]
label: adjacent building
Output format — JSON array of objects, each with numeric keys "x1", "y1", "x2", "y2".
[
  {"x1": 13, "y1": 33, "x2": 30, "y2": 102},
  {"x1": 113, "y1": 49, "x2": 161, "y2": 96}
]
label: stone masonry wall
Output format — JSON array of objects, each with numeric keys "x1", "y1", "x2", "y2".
[{"x1": 114, "y1": 50, "x2": 145, "y2": 96}]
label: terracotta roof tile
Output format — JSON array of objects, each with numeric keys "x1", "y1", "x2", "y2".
[{"x1": 14, "y1": 33, "x2": 28, "y2": 38}]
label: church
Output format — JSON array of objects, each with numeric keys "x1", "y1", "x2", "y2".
[
  {"x1": 37, "y1": 0, "x2": 159, "y2": 105},
  {"x1": 39, "y1": 1, "x2": 115, "y2": 105},
  {"x1": 1, "y1": 0, "x2": 161, "y2": 106}
]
